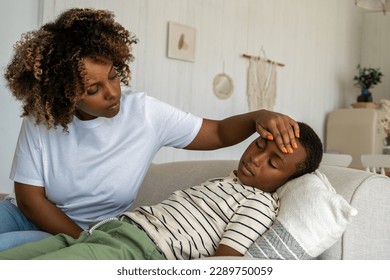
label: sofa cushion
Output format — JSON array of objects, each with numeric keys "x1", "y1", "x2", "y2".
[{"x1": 246, "y1": 170, "x2": 357, "y2": 259}]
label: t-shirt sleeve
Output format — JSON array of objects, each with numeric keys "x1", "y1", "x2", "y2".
[
  {"x1": 145, "y1": 95, "x2": 202, "y2": 148},
  {"x1": 9, "y1": 117, "x2": 45, "y2": 187},
  {"x1": 219, "y1": 193, "x2": 279, "y2": 255}
]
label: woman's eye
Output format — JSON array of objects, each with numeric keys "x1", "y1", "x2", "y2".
[{"x1": 87, "y1": 85, "x2": 99, "y2": 95}]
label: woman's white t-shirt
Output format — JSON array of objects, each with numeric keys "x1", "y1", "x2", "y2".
[{"x1": 9, "y1": 89, "x2": 202, "y2": 229}]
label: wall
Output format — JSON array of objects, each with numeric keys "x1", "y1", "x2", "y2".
[
  {"x1": 361, "y1": 12, "x2": 390, "y2": 101},
  {"x1": 0, "y1": 0, "x2": 42, "y2": 194},
  {"x1": 0, "y1": 0, "x2": 366, "y2": 194}
]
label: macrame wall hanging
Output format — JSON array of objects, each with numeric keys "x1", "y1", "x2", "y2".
[{"x1": 243, "y1": 49, "x2": 284, "y2": 112}]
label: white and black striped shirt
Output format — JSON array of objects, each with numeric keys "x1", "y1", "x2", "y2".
[{"x1": 123, "y1": 172, "x2": 279, "y2": 259}]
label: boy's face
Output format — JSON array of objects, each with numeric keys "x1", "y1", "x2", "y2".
[{"x1": 236, "y1": 137, "x2": 307, "y2": 192}]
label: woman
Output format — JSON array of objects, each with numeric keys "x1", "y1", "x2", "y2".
[{"x1": 0, "y1": 8, "x2": 299, "y2": 251}]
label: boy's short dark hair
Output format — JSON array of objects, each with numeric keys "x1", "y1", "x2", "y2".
[{"x1": 291, "y1": 122, "x2": 323, "y2": 179}]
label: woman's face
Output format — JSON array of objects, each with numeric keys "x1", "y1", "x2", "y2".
[
  {"x1": 76, "y1": 57, "x2": 121, "y2": 120},
  {"x1": 236, "y1": 137, "x2": 307, "y2": 192}
]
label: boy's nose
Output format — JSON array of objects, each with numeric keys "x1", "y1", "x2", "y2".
[{"x1": 251, "y1": 152, "x2": 267, "y2": 166}]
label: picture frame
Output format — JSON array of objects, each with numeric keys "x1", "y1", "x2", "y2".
[{"x1": 167, "y1": 22, "x2": 196, "y2": 62}]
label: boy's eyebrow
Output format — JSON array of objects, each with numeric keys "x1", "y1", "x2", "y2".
[{"x1": 257, "y1": 137, "x2": 266, "y2": 145}]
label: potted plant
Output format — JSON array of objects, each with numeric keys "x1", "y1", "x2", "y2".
[{"x1": 353, "y1": 64, "x2": 383, "y2": 102}]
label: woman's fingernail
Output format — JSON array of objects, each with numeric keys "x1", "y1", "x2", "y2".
[
  {"x1": 282, "y1": 147, "x2": 288, "y2": 153},
  {"x1": 288, "y1": 147, "x2": 294, "y2": 153},
  {"x1": 267, "y1": 135, "x2": 273, "y2": 140},
  {"x1": 293, "y1": 142, "x2": 298, "y2": 148}
]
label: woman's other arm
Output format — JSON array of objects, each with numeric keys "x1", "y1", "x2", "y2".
[{"x1": 14, "y1": 182, "x2": 83, "y2": 238}]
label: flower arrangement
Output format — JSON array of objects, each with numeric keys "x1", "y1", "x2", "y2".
[
  {"x1": 353, "y1": 64, "x2": 383, "y2": 90},
  {"x1": 380, "y1": 115, "x2": 390, "y2": 134},
  {"x1": 381, "y1": 99, "x2": 390, "y2": 112},
  {"x1": 380, "y1": 99, "x2": 390, "y2": 145}
]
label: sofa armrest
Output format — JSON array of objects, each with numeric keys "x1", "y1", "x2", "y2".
[{"x1": 318, "y1": 165, "x2": 390, "y2": 259}]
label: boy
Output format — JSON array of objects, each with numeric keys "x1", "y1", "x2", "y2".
[{"x1": 0, "y1": 122, "x2": 322, "y2": 260}]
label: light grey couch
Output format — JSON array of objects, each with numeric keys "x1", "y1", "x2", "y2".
[{"x1": 132, "y1": 160, "x2": 390, "y2": 260}]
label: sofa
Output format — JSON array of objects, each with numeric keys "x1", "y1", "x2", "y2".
[{"x1": 132, "y1": 160, "x2": 390, "y2": 260}]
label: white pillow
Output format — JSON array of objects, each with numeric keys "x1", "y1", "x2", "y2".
[{"x1": 246, "y1": 170, "x2": 358, "y2": 259}]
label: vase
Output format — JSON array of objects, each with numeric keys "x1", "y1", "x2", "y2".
[{"x1": 357, "y1": 89, "x2": 373, "y2": 102}]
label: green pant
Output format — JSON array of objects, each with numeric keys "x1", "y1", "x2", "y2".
[{"x1": 0, "y1": 219, "x2": 165, "y2": 260}]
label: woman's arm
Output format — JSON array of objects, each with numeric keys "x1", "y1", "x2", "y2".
[
  {"x1": 14, "y1": 182, "x2": 83, "y2": 238},
  {"x1": 185, "y1": 109, "x2": 299, "y2": 153}
]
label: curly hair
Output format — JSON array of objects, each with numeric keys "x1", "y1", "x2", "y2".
[
  {"x1": 291, "y1": 122, "x2": 323, "y2": 179},
  {"x1": 4, "y1": 8, "x2": 138, "y2": 130}
]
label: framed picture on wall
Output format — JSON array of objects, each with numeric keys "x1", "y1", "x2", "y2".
[{"x1": 167, "y1": 22, "x2": 196, "y2": 62}]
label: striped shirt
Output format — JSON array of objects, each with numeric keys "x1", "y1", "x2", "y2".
[{"x1": 123, "y1": 172, "x2": 279, "y2": 259}]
